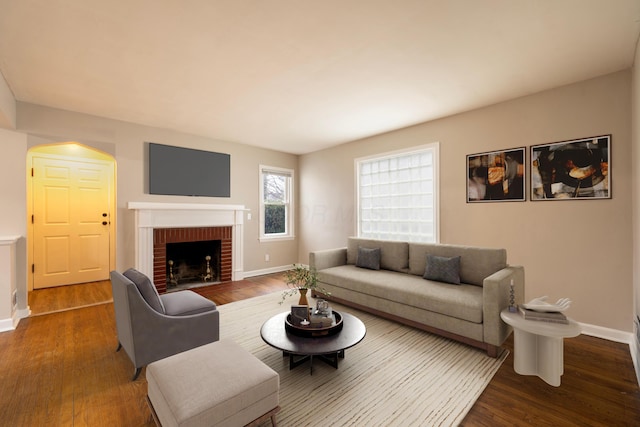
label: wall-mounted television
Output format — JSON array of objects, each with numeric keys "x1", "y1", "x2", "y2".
[{"x1": 148, "y1": 142, "x2": 230, "y2": 197}]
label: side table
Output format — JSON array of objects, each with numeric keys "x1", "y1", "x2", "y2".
[{"x1": 500, "y1": 308, "x2": 581, "y2": 386}]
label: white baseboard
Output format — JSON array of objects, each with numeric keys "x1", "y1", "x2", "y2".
[
  {"x1": 243, "y1": 264, "x2": 293, "y2": 278},
  {"x1": 16, "y1": 307, "x2": 30, "y2": 319},
  {"x1": 579, "y1": 322, "x2": 633, "y2": 343},
  {"x1": 0, "y1": 316, "x2": 17, "y2": 332}
]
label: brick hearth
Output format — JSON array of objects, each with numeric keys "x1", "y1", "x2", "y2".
[{"x1": 153, "y1": 226, "x2": 232, "y2": 293}]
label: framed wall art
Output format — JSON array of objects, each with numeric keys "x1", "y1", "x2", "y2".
[
  {"x1": 530, "y1": 135, "x2": 611, "y2": 200},
  {"x1": 467, "y1": 147, "x2": 525, "y2": 202}
]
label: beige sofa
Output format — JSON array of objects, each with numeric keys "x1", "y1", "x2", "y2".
[{"x1": 309, "y1": 237, "x2": 524, "y2": 357}]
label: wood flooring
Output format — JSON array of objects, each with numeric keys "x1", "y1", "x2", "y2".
[
  {"x1": 2, "y1": 274, "x2": 638, "y2": 426},
  {"x1": 28, "y1": 280, "x2": 113, "y2": 316}
]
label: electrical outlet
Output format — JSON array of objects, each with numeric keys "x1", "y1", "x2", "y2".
[
  {"x1": 265, "y1": 254, "x2": 270, "y2": 262},
  {"x1": 247, "y1": 213, "x2": 252, "y2": 220},
  {"x1": 635, "y1": 315, "x2": 640, "y2": 344},
  {"x1": 12, "y1": 291, "x2": 17, "y2": 307}
]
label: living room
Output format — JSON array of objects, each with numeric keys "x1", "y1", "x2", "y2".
[{"x1": 0, "y1": 1, "x2": 640, "y2": 425}]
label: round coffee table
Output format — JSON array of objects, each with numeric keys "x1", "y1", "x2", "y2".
[{"x1": 261, "y1": 311, "x2": 366, "y2": 375}]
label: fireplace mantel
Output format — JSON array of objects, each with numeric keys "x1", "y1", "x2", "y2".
[{"x1": 128, "y1": 202, "x2": 247, "y2": 281}]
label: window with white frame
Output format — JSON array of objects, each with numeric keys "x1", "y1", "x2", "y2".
[
  {"x1": 260, "y1": 165, "x2": 294, "y2": 241},
  {"x1": 357, "y1": 143, "x2": 439, "y2": 243}
]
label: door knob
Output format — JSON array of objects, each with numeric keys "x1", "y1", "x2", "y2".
[
  {"x1": 102, "y1": 213, "x2": 108, "y2": 217},
  {"x1": 102, "y1": 221, "x2": 108, "y2": 225}
]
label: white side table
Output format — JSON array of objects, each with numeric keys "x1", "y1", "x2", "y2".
[{"x1": 500, "y1": 308, "x2": 581, "y2": 387}]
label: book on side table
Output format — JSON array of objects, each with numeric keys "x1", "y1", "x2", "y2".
[{"x1": 518, "y1": 306, "x2": 569, "y2": 324}]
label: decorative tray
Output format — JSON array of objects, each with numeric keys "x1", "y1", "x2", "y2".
[{"x1": 285, "y1": 311, "x2": 343, "y2": 337}]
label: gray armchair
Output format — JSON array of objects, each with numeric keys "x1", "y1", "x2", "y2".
[{"x1": 110, "y1": 269, "x2": 220, "y2": 380}]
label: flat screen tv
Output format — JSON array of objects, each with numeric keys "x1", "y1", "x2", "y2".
[{"x1": 148, "y1": 142, "x2": 230, "y2": 197}]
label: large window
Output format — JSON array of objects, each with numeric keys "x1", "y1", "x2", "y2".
[
  {"x1": 357, "y1": 144, "x2": 439, "y2": 243},
  {"x1": 260, "y1": 165, "x2": 294, "y2": 241}
]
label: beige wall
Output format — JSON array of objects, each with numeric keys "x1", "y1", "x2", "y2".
[
  {"x1": 300, "y1": 71, "x2": 632, "y2": 332},
  {"x1": 0, "y1": 127, "x2": 27, "y2": 236},
  {"x1": 0, "y1": 70, "x2": 15, "y2": 129},
  {"x1": 16, "y1": 103, "x2": 299, "y2": 274}
]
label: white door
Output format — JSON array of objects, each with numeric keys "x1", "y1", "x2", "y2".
[{"x1": 32, "y1": 156, "x2": 112, "y2": 288}]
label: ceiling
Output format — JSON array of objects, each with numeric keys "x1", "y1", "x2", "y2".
[{"x1": 0, "y1": 1, "x2": 639, "y2": 155}]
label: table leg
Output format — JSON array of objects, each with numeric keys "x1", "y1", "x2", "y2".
[
  {"x1": 537, "y1": 335, "x2": 564, "y2": 386},
  {"x1": 316, "y1": 352, "x2": 340, "y2": 369},
  {"x1": 285, "y1": 352, "x2": 312, "y2": 371},
  {"x1": 513, "y1": 329, "x2": 565, "y2": 387},
  {"x1": 282, "y1": 351, "x2": 345, "y2": 375}
]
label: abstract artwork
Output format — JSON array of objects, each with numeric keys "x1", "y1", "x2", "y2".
[
  {"x1": 530, "y1": 135, "x2": 611, "y2": 200},
  {"x1": 467, "y1": 147, "x2": 525, "y2": 202}
]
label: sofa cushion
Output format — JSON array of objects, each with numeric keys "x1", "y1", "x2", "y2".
[
  {"x1": 423, "y1": 255, "x2": 461, "y2": 284},
  {"x1": 160, "y1": 291, "x2": 217, "y2": 316},
  {"x1": 409, "y1": 243, "x2": 506, "y2": 286},
  {"x1": 347, "y1": 237, "x2": 409, "y2": 273},
  {"x1": 356, "y1": 246, "x2": 381, "y2": 270},
  {"x1": 123, "y1": 268, "x2": 166, "y2": 314},
  {"x1": 318, "y1": 265, "x2": 483, "y2": 323}
]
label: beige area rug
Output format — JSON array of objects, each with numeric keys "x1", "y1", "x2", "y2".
[{"x1": 217, "y1": 292, "x2": 507, "y2": 427}]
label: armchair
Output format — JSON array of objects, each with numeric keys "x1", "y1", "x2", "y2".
[{"x1": 110, "y1": 269, "x2": 220, "y2": 380}]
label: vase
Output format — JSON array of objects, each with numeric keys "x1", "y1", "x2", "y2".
[{"x1": 298, "y1": 288, "x2": 309, "y2": 306}]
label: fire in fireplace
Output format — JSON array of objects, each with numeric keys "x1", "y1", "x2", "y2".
[{"x1": 166, "y1": 240, "x2": 221, "y2": 289}]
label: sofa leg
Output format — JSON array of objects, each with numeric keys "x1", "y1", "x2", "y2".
[
  {"x1": 486, "y1": 344, "x2": 502, "y2": 358},
  {"x1": 116, "y1": 342, "x2": 122, "y2": 352}
]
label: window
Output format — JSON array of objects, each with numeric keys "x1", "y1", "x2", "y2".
[
  {"x1": 357, "y1": 143, "x2": 439, "y2": 243},
  {"x1": 260, "y1": 165, "x2": 294, "y2": 241}
]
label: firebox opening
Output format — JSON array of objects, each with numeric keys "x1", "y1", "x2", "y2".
[{"x1": 166, "y1": 240, "x2": 221, "y2": 291}]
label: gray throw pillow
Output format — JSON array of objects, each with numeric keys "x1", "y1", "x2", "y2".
[
  {"x1": 123, "y1": 268, "x2": 166, "y2": 313},
  {"x1": 423, "y1": 254, "x2": 461, "y2": 285},
  {"x1": 356, "y1": 246, "x2": 381, "y2": 270}
]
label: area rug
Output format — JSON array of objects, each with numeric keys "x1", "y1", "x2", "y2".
[{"x1": 217, "y1": 291, "x2": 507, "y2": 427}]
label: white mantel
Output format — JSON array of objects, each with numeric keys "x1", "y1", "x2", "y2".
[{"x1": 128, "y1": 202, "x2": 246, "y2": 281}]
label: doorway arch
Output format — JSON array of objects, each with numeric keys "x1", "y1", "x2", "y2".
[{"x1": 26, "y1": 142, "x2": 116, "y2": 291}]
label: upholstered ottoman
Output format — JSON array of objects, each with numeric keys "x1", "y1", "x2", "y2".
[{"x1": 146, "y1": 339, "x2": 280, "y2": 427}]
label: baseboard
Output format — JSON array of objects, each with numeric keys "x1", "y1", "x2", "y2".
[
  {"x1": 0, "y1": 316, "x2": 17, "y2": 332},
  {"x1": 579, "y1": 322, "x2": 633, "y2": 344},
  {"x1": 243, "y1": 265, "x2": 293, "y2": 278},
  {"x1": 16, "y1": 307, "x2": 30, "y2": 319}
]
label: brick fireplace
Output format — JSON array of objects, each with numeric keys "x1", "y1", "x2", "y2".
[
  {"x1": 153, "y1": 226, "x2": 232, "y2": 293},
  {"x1": 129, "y1": 202, "x2": 246, "y2": 294}
]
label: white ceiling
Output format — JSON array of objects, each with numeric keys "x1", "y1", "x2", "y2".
[{"x1": 0, "y1": 1, "x2": 639, "y2": 155}]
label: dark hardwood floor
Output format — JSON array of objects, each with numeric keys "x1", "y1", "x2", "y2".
[{"x1": 2, "y1": 274, "x2": 639, "y2": 426}]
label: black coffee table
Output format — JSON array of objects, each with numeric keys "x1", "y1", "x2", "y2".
[{"x1": 260, "y1": 311, "x2": 366, "y2": 375}]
